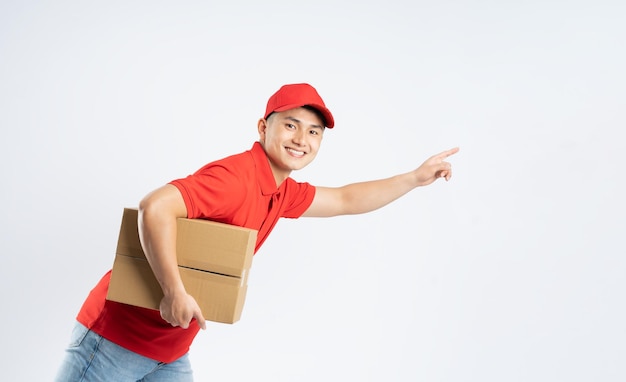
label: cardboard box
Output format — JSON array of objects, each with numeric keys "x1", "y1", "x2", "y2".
[{"x1": 106, "y1": 208, "x2": 257, "y2": 324}]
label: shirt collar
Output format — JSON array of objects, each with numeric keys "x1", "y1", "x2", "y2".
[{"x1": 250, "y1": 141, "x2": 280, "y2": 196}]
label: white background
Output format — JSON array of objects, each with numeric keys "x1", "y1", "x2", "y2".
[{"x1": 1, "y1": 1, "x2": 625, "y2": 381}]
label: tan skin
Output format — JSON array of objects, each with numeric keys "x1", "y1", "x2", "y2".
[{"x1": 138, "y1": 107, "x2": 459, "y2": 330}]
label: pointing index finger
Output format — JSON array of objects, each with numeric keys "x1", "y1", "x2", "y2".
[{"x1": 436, "y1": 147, "x2": 460, "y2": 159}]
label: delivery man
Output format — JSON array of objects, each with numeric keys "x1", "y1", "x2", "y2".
[{"x1": 55, "y1": 83, "x2": 459, "y2": 381}]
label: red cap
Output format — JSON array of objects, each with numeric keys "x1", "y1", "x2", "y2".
[{"x1": 264, "y1": 83, "x2": 335, "y2": 128}]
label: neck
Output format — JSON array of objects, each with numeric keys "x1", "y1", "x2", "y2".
[{"x1": 269, "y1": 164, "x2": 290, "y2": 187}]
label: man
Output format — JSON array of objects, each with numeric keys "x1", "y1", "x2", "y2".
[{"x1": 55, "y1": 83, "x2": 458, "y2": 381}]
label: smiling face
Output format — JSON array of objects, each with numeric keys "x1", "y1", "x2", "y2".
[{"x1": 258, "y1": 107, "x2": 325, "y2": 185}]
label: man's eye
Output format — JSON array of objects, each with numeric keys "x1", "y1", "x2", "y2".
[
  {"x1": 309, "y1": 130, "x2": 319, "y2": 136},
  {"x1": 286, "y1": 124, "x2": 296, "y2": 129}
]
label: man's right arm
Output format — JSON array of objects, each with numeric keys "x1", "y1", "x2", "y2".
[{"x1": 138, "y1": 184, "x2": 206, "y2": 330}]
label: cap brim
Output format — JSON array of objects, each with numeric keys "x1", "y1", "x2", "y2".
[{"x1": 272, "y1": 103, "x2": 335, "y2": 128}]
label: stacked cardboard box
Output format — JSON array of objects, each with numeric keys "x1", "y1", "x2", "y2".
[{"x1": 107, "y1": 208, "x2": 257, "y2": 324}]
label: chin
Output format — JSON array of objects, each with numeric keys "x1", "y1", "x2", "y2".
[{"x1": 294, "y1": 158, "x2": 315, "y2": 170}]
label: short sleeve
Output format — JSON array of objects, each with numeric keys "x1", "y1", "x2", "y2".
[
  {"x1": 170, "y1": 163, "x2": 247, "y2": 220},
  {"x1": 281, "y1": 179, "x2": 316, "y2": 218}
]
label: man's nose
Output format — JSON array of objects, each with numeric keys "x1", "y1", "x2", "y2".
[{"x1": 292, "y1": 129, "x2": 306, "y2": 145}]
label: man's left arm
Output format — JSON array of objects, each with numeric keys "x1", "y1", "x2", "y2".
[{"x1": 302, "y1": 147, "x2": 459, "y2": 218}]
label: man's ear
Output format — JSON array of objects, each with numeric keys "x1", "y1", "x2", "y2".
[{"x1": 257, "y1": 118, "x2": 267, "y2": 142}]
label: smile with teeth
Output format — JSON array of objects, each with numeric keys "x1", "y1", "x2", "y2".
[{"x1": 286, "y1": 147, "x2": 305, "y2": 157}]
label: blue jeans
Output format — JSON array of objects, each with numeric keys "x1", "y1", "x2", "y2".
[{"x1": 54, "y1": 322, "x2": 193, "y2": 382}]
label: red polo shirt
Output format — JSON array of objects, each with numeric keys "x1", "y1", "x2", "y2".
[{"x1": 76, "y1": 142, "x2": 316, "y2": 363}]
